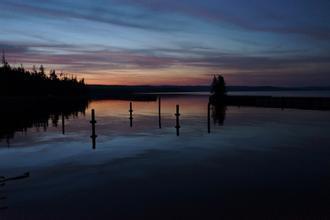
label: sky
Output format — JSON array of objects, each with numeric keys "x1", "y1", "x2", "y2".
[{"x1": 0, "y1": 0, "x2": 330, "y2": 86}]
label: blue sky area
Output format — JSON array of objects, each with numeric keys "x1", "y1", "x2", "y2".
[{"x1": 1, "y1": 0, "x2": 330, "y2": 86}]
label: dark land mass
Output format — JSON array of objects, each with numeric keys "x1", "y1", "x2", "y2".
[
  {"x1": 87, "y1": 84, "x2": 330, "y2": 98},
  {"x1": 227, "y1": 85, "x2": 330, "y2": 92},
  {"x1": 222, "y1": 95, "x2": 330, "y2": 110},
  {"x1": 1, "y1": 55, "x2": 330, "y2": 109},
  {"x1": 88, "y1": 85, "x2": 330, "y2": 110},
  {"x1": 87, "y1": 85, "x2": 209, "y2": 99}
]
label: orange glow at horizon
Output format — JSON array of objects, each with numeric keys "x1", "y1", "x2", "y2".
[{"x1": 71, "y1": 66, "x2": 223, "y2": 85}]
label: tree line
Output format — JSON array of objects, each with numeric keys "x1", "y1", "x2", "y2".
[{"x1": 0, "y1": 53, "x2": 88, "y2": 97}]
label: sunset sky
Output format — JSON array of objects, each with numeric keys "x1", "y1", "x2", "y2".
[{"x1": 1, "y1": 0, "x2": 330, "y2": 86}]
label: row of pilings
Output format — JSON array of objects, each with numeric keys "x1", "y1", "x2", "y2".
[{"x1": 89, "y1": 98, "x2": 214, "y2": 149}]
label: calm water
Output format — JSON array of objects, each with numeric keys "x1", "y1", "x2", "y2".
[{"x1": 1, "y1": 95, "x2": 330, "y2": 219}]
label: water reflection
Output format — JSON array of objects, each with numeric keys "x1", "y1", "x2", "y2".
[
  {"x1": 129, "y1": 102, "x2": 133, "y2": 127},
  {"x1": 90, "y1": 109, "x2": 97, "y2": 149},
  {"x1": 0, "y1": 95, "x2": 230, "y2": 145},
  {"x1": 211, "y1": 103, "x2": 227, "y2": 126},
  {"x1": 1, "y1": 95, "x2": 330, "y2": 219},
  {"x1": 0, "y1": 99, "x2": 89, "y2": 143},
  {"x1": 158, "y1": 96, "x2": 162, "y2": 128},
  {"x1": 175, "y1": 104, "x2": 181, "y2": 136}
]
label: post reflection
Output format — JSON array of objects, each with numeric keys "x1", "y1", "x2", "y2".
[
  {"x1": 129, "y1": 102, "x2": 133, "y2": 128},
  {"x1": 175, "y1": 104, "x2": 181, "y2": 136},
  {"x1": 158, "y1": 96, "x2": 162, "y2": 129},
  {"x1": 90, "y1": 109, "x2": 97, "y2": 150}
]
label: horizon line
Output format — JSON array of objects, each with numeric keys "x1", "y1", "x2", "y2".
[{"x1": 86, "y1": 84, "x2": 330, "y2": 89}]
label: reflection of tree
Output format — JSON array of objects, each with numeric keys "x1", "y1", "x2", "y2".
[
  {"x1": 211, "y1": 103, "x2": 227, "y2": 126},
  {"x1": 0, "y1": 98, "x2": 89, "y2": 143}
]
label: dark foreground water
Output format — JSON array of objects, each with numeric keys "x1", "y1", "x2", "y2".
[{"x1": 1, "y1": 95, "x2": 330, "y2": 219}]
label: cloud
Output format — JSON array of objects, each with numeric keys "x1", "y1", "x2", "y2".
[
  {"x1": 111, "y1": 0, "x2": 330, "y2": 40},
  {"x1": 4, "y1": 0, "x2": 330, "y2": 40},
  {"x1": 1, "y1": 0, "x2": 330, "y2": 86},
  {"x1": 2, "y1": 41, "x2": 329, "y2": 76},
  {"x1": 0, "y1": 0, "x2": 182, "y2": 32}
]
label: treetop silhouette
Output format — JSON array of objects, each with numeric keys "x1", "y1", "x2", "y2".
[
  {"x1": 210, "y1": 74, "x2": 227, "y2": 104},
  {"x1": 0, "y1": 53, "x2": 87, "y2": 97}
]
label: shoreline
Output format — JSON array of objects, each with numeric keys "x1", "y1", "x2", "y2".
[
  {"x1": 1, "y1": 93, "x2": 330, "y2": 110},
  {"x1": 224, "y1": 95, "x2": 330, "y2": 110}
]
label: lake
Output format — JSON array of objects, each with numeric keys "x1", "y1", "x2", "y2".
[{"x1": 1, "y1": 94, "x2": 330, "y2": 219}]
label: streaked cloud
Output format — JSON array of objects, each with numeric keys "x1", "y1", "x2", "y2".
[{"x1": 0, "y1": 0, "x2": 330, "y2": 86}]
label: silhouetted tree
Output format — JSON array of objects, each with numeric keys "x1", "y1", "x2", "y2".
[
  {"x1": 49, "y1": 69, "x2": 58, "y2": 81},
  {"x1": 0, "y1": 53, "x2": 88, "y2": 97},
  {"x1": 39, "y1": 65, "x2": 46, "y2": 78},
  {"x1": 1, "y1": 51, "x2": 10, "y2": 71},
  {"x1": 210, "y1": 74, "x2": 227, "y2": 104},
  {"x1": 211, "y1": 75, "x2": 226, "y2": 96}
]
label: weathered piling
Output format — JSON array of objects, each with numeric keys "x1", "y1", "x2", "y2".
[
  {"x1": 90, "y1": 109, "x2": 97, "y2": 149},
  {"x1": 207, "y1": 102, "x2": 211, "y2": 133},
  {"x1": 129, "y1": 102, "x2": 133, "y2": 127},
  {"x1": 175, "y1": 105, "x2": 180, "y2": 136},
  {"x1": 61, "y1": 113, "x2": 65, "y2": 135},
  {"x1": 158, "y1": 96, "x2": 162, "y2": 129}
]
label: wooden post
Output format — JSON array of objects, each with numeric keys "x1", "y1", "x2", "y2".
[
  {"x1": 207, "y1": 102, "x2": 211, "y2": 133},
  {"x1": 62, "y1": 113, "x2": 65, "y2": 135},
  {"x1": 158, "y1": 96, "x2": 162, "y2": 129},
  {"x1": 129, "y1": 102, "x2": 133, "y2": 127},
  {"x1": 90, "y1": 109, "x2": 97, "y2": 149},
  {"x1": 175, "y1": 105, "x2": 180, "y2": 136}
]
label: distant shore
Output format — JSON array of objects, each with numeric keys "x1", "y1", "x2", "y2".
[
  {"x1": 224, "y1": 95, "x2": 330, "y2": 110},
  {"x1": 2, "y1": 85, "x2": 330, "y2": 100},
  {"x1": 87, "y1": 84, "x2": 330, "y2": 94},
  {"x1": 2, "y1": 85, "x2": 330, "y2": 110}
]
